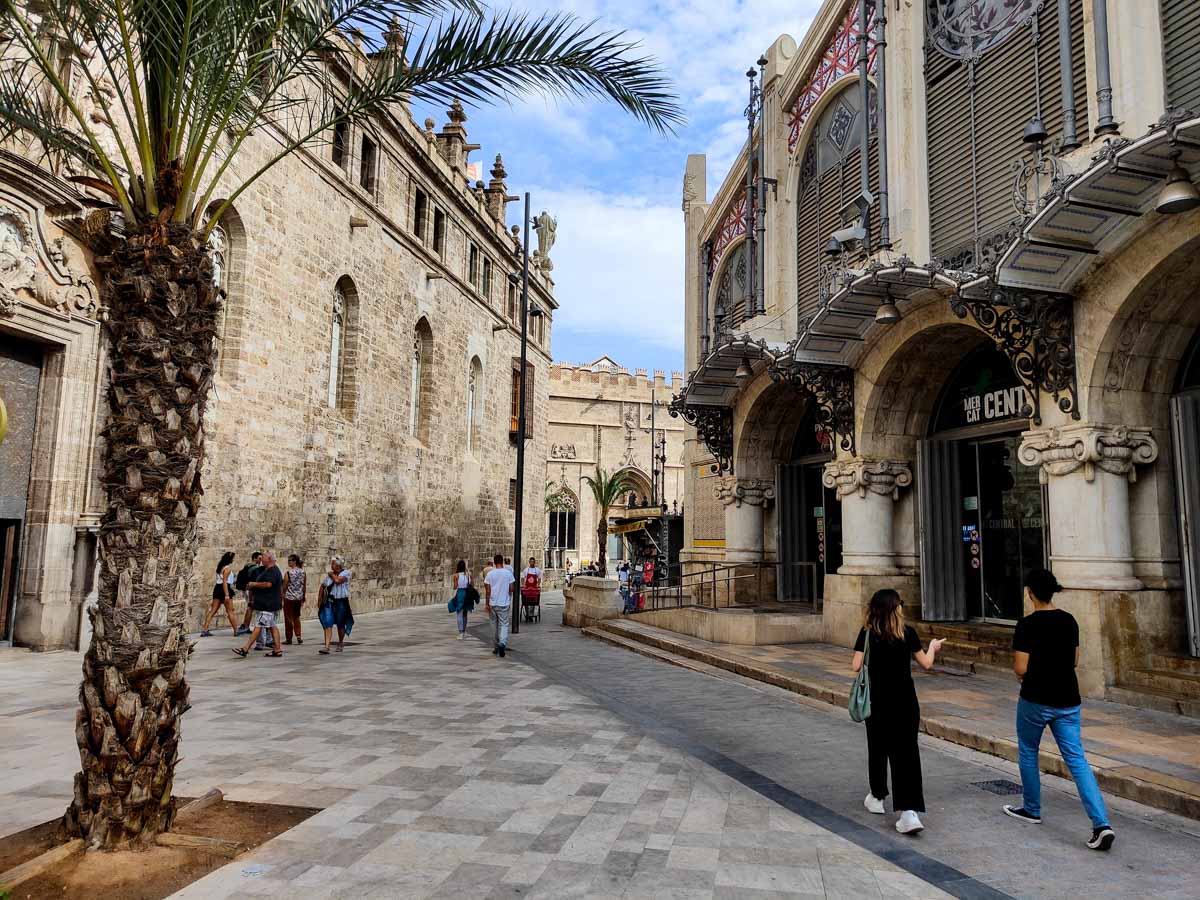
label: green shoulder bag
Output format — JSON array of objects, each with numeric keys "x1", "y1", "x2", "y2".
[{"x1": 848, "y1": 630, "x2": 872, "y2": 723}]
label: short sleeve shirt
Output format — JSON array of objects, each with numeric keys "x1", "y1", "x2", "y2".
[
  {"x1": 251, "y1": 565, "x2": 283, "y2": 612},
  {"x1": 1013, "y1": 609, "x2": 1080, "y2": 708},
  {"x1": 485, "y1": 566, "x2": 515, "y2": 608},
  {"x1": 854, "y1": 626, "x2": 922, "y2": 699}
]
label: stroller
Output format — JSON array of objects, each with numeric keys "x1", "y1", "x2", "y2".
[{"x1": 520, "y1": 570, "x2": 541, "y2": 623}]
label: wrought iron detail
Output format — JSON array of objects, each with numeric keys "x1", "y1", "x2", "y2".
[
  {"x1": 1012, "y1": 138, "x2": 1067, "y2": 217},
  {"x1": 949, "y1": 286, "x2": 1080, "y2": 424},
  {"x1": 768, "y1": 360, "x2": 857, "y2": 455},
  {"x1": 932, "y1": 220, "x2": 1022, "y2": 274},
  {"x1": 669, "y1": 396, "x2": 734, "y2": 474}
]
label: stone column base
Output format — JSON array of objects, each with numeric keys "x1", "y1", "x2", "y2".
[
  {"x1": 823, "y1": 573, "x2": 920, "y2": 648},
  {"x1": 561, "y1": 576, "x2": 622, "y2": 628}
]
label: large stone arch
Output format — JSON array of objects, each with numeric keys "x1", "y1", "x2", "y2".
[
  {"x1": 732, "y1": 373, "x2": 812, "y2": 480},
  {"x1": 613, "y1": 466, "x2": 653, "y2": 509}
]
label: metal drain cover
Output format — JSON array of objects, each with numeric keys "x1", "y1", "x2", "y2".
[{"x1": 972, "y1": 779, "x2": 1023, "y2": 795}]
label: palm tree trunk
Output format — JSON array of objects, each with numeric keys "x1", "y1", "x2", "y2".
[
  {"x1": 61, "y1": 219, "x2": 219, "y2": 849},
  {"x1": 596, "y1": 505, "x2": 608, "y2": 576}
]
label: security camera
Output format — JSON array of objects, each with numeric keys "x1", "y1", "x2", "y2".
[{"x1": 829, "y1": 220, "x2": 867, "y2": 248}]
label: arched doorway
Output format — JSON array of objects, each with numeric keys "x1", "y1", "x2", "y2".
[
  {"x1": 777, "y1": 405, "x2": 842, "y2": 602},
  {"x1": 1170, "y1": 327, "x2": 1200, "y2": 655},
  {"x1": 920, "y1": 344, "x2": 1045, "y2": 622}
]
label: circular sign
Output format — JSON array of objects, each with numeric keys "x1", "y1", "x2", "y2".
[{"x1": 971, "y1": 557, "x2": 981, "y2": 569}]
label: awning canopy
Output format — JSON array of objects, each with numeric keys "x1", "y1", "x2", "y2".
[
  {"x1": 995, "y1": 111, "x2": 1200, "y2": 294},
  {"x1": 681, "y1": 333, "x2": 786, "y2": 407}
]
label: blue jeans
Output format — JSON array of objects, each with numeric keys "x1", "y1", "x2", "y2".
[
  {"x1": 456, "y1": 609, "x2": 468, "y2": 633},
  {"x1": 491, "y1": 604, "x2": 511, "y2": 648},
  {"x1": 1016, "y1": 698, "x2": 1109, "y2": 827}
]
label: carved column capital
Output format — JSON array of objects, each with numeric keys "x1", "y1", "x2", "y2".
[
  {"x1": 1018, "y1": 423, "x2": 1159, "y2": 484},
  {"x1": 822, "y1": 458, "x2": 913, "y2": 501},
  {"x1": 714, "y1": 476, "x2": 776, "y2": 508}
]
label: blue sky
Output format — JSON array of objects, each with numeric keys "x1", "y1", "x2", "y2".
[{"x1": 411, "y1": 1, "x2": 821, "y2": 374}]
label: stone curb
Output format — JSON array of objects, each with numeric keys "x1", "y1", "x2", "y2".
[{"x1": 584, "y1": 621, "x2": 1200, "y2": 822}]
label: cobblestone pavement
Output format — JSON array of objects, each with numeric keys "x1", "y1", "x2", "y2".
[{"x1": 2, "y1": 601, "x2": 953, "y2": 900}]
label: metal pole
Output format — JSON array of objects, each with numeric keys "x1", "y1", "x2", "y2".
[
  {"x1": 744, "y1": 65, "x2": 757, "y2": 321},
  {"x1": 857, "y1": 0, "x2": 873, "y2": 252},
  {"x1": 512, "y1": 192, "x2": 531, "y2": 635},
  {"x1": 700, "y1": 240, "x2": 712, "y2": 356},
  {"x1": 1055, "y1": 0, "x2": 1080, "y2": 150},
  {"x1": 875, "y1": 7, "x2": 891, "y2": 249},
  {"x1": 1092, "y1": 0, "x2": 1118, "y2": 135},
  {"x1": 755, "y1": 55, "x2": 768, "y2": 317},
  {"x1": 650, "y1": 389, "x2": 657, "y2": 507}
]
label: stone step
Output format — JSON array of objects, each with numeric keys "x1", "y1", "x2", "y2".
[
  {"x1": 1148, "y1": 652, "x2": 1200, "y2": 676},
  {"x1": 913, "y1": 620, "x2": 1016, "y2": 646},
  {"x1": 1124, "y1": 667, "x2": 1200, "y2": 700},
  {"x1": 1105, "y1": 685, "x2": 1200, "y2": 719}
]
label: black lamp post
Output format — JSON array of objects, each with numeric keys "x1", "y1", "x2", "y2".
[{"x1": 509, "y1": 193, "x2": 543, "y2": 635}]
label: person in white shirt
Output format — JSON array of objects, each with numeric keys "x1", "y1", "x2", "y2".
[{"x1": 483, "y1": 553, "x2": 516, "y2": 657}]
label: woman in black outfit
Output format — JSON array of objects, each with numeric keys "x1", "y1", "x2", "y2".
[{"x1": 851, "y1": 589, "x2": 944, "y2": 834}]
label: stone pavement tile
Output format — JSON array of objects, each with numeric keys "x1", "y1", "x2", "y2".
[
  {"x1": 667, "y1": 845, "x2": 721, "y2": 871},
  {"x1": 425, "y1": 862, "x2": 511, "y2": 900},
  {"x1": 526, "y1": 812, "x2": 585, "y2": 853},
  {"x1": 525, "y1": 859, "x2": 604, "y2": 899},
  {"x1": 874, "y1": 869, "x2": 957, "y2": 899},
  {"x1": 818, "y1": 862, "x2": 886, "y2": 900},
  {"x1": 713, "y1": 862, "x2": 825, "y2": 894},
  {"x1": 500, "y1": 850, "x2": 556, "y2": 885},
  {"x1": 620, "y1": 865, "x2": 716, "y2": 899}
]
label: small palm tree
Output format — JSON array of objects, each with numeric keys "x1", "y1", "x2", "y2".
[
  {"x1": 582, "y1": 466, "x2": 635, "y2": 576},
  {"x1": 0, "y1": 0, "x2": 680, "y2": 849}
]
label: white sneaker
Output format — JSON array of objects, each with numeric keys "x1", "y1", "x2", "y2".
[
  {"x1": 864, "y1": 793, "x2": 885, "y2": 815},
  {"x1": 895, "y1": 811, "x2": 924, "y2": 834},
  {"x1": 456, "y1": 632, "x2": 464, "y2": 640}
]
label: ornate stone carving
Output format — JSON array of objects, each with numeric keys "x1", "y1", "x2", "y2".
[
  {"x1": 949, "y1": 285, "x2": 1079, "y2": 423},
  {"x1": 668, "y1": 396, "x2": 733, "y2": 474},
  {"x1": 714, "y1": 476, "x2": 775, "y2": 508},
  {"x1": 822, "y1": 458, "x2": 912, "y2": 500},
  {"x1": 0, "y1": 205, "x2": 99, "y2": 319},
  {"x1": 768, "y1": 359, "x2": 856, "y2": 454},
  {"x1": 550, "y1": 442, "x2": 576, "y2": 460},
  {"x1": 1018, "y1": 424, "x2": 1159, "y2": 484}
]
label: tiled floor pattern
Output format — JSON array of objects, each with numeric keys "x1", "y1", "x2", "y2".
[
  {"x1": 610, "y1": 617, "x2": 1200, "y2": 791},
  {"x1": 0, "y1": 606, "x2": 952, "y2": 899}
]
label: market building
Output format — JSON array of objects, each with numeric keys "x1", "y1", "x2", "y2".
[
  {"x1": 674, "y1": 0, "x2": 1200, "y2": 710},
  {"x1": 0, "y1": 40, "x2": 554, "y2": 648},
  {"x1": 545, "y1": 358, "x2": 685, "y2": 573}
]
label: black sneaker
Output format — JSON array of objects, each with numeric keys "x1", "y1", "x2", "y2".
[
  {"x1": 498, "y1": 645, "x2": 506, "y2": 658},
  {"x1": 1002, "y1": 805, "x2": 1042, "y2": 824},
  {"x1": 492, "y1": 646, "x2": 499, "y2": 655},
  {"x1": 1087, "y1": 826, "x2": 1115, "y2": 851}
]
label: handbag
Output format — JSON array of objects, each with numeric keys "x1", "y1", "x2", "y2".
[
  {"x1": 464, "y1": 584, "x2": 480, "y2": 606},
  {"x1": 848, "y1": 630, "x2": 872, "y2": 723}
]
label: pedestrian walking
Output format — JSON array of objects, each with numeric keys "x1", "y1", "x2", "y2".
[
  {"x1": 851, "y1": 588, "x2": 944, "y2": 835},
  {"x1": 232, "y1": 550, "x2": 284, "y2": 658},
  {"x1": 449, "y1": 559, "x2": 476, "y2": 640},
  {"x1": 1002, "y1": 568, "x2": 1115, "y2": 851},
  {"x1": 234, "y1": 550, "x2": 263, "y2": 635},
  {"x1": 484, "y1": 552, "x2": 515, "y2": 657},
  {"x1": 281, "y1": 554, "x2": 307, "y2": 645},
  {"x1": 201, "y1": 551, "x2": 239, "y2": 636},
  {"x1": 317, "y1": 556, "x2": 355, "y2": 655}
]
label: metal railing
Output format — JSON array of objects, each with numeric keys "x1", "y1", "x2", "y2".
[{"x1": 637, "y1": 560, "x2": 822, "y2": 613}]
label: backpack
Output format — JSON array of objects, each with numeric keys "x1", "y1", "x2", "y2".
[
  {"x1": 521, "y1": 572, "x2": 539, "y2": 598},
  {"x1": 848, "y1": 631, "x2": 872, "y2": 723},
  {"x1": 234, "y1": 563, "x2": 253, "y2": 592}
]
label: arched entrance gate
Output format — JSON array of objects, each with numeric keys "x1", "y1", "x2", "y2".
[{"x1": 1171, "y1": 329, "x2": 1200, "y2": 655}]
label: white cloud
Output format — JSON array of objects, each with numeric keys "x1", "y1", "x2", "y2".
[{"x1": 526, "y1": 185, "x2": 683, "y2": 350}]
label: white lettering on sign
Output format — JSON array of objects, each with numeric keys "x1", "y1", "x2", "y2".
[{"x1": 962, "y1": 386, "x2": 1027, "y2": 424}]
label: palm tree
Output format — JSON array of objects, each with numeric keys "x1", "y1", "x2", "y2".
[
  {"x1": 0, "y1": 0, "x2": 680, "y2": 849},
  {"x1": 582, "y1": 466, "x2": 635, "y2": 576}
]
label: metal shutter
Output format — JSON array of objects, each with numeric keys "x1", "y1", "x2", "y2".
[
  {"x1": 1170, "y1": 394, "x2": 1200, "y2": 657},
  {"x1": 1163, "y1": 0, "x2": 1200, "y2": 113},
  {"x1": 917, "y1": 439, "x2": 967, "y2": 621},
  {"x1": 926, "y1": 0, "x2": 1087, "y2": 262}
]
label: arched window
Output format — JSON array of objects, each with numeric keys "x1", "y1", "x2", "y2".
[
  {"x1": 328, "y1": 276, "x2": 359, "y2": 414},
  {"x1": 205, "y1": 202, "x2": 246, "y2": 380},
  {"x1": 208, "y1": 223, "x2": 228, "y2": 295},
  {"x1": 546, "y1": 485, "x2": 578, "y2": 552},
  {"x1": 410, "y1": 318, "x2": 433, "y2": 441},
  {"x1": 712, "y1": 241, "x2": 749, "y2": 331},
  {"x1": 466, "y1": 356, "x2": 482, "y2": 456},
  {"x1": 795, "y1": 83, "x2": 878, "y2": 322}
]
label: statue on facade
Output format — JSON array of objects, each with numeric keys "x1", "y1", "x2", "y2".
[{"x1": 533, "y1": 209, "x2": 557, "y2": 271}]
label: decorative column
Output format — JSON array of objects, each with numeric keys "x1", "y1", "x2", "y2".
[
  {"x1": 1019, "y1": 424, "x2": 1158, "y2": 590},
  {"x1": 715, "y1": 476, "x2": 774, "y2": 563},
  {"x1": 823, "y1": 459, "x2": 912, "y2": 575}
]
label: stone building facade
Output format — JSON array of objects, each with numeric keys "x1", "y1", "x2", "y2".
[
  {"x1": 0, "y1": 41, "x2": 553, "y2": 648},
  {"x1": 545, "y1": 359, "x2": 685, "y2": 571},
  {"x1": 675, "y1": 0, "x2": 1200, "y2": 709}
]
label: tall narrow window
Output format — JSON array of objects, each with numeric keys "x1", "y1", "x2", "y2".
[
  {"x1": 468, "y1": 244, "x2": 480, "y2": 288},
  {"x1": 332, "y1": 120, "x2": 349, "y2": 170},
  {"x1": 328, "y1": 285, "x2": 346, "y2": 408},
  {"x1": 410, "y1": 318, "x2": 433, "y2": 441},
  {"x1": 432, "y1": 208, "x2": 446, "y2": 255},
  {"x1": 359, "y1": 134, "x2": 377, "y2": 192},
  {"x1": 409, "y1": 332, "x2": 422, "y2": 435},
  {"x1": 467, "y1": 356, "x2": 482, "y2": 456},
  {"x1": 482, "y1": 258, "x2": 493, "y2": 301},
  {"x1": 506, "y1": 282, "x2": 517, "y2": 321},
  {"x1": 508, "y1": 479, "x2": 518, "y2": 510},
  {"x1": 413, "y1": 189, "x2": 427, "y2": 243},
  {"x1": 510, "y1": 357, "x2": 533, "y2": 434}
]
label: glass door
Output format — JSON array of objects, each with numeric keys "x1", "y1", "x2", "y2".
[{"x1": 958, "y1": 434, "x2": 1046, "y2": 622}]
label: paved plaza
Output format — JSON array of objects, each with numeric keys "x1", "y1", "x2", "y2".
[{"x1": 2, "y1": 596, "x2": 1199, "y2": 898}]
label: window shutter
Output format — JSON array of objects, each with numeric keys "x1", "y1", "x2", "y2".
[
  {"x1": 1163, "y1": 0, "x2": 1200, "y2": 113},
  {"x1": 509, "y1": 359, "x2": 534, "y2": 432},
  {"x1": 926, "y1": 1, "x2": 1087, "y2": 262}
]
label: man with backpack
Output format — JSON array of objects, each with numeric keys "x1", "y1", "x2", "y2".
[{"x1": 234, "y1": 550, "x2": 263, "y2": 636}]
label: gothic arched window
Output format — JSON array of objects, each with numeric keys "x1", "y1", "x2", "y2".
[
  {"x1": 467, "y1": 356, "x2": 482, "y2": 456},
  {"x1": 328, "y1": 284, "x2": 346, "y2": 408},
  {"x1": 410, "y1": 317, "x2": 433, "y2": 441}
]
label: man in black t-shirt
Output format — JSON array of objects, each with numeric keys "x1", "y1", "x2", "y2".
[
  {"x1": 1002, "y1": 568, "x2": 1114, "y2": 852},
  {"x1": 234, "y1": 550, "x2": 263, "y2": 635},
  {"x1": 232, "y1": 550, "x2": 284, "y2": 658}
]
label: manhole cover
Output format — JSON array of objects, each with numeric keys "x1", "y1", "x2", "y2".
[{"x1": 972, "y1": 779, "x2": 1023, "y2": 795}]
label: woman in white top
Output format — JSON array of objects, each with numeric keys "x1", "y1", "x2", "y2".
[
  {"x1": 201, "y1": 551, "x2": 238, "y2": 636},
  {"x1": 317, "y1": 556, "x2": 355, "y2": 654},
  {"x1": 449, "y1": 559, "x2": 476, "y2": 640}
]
